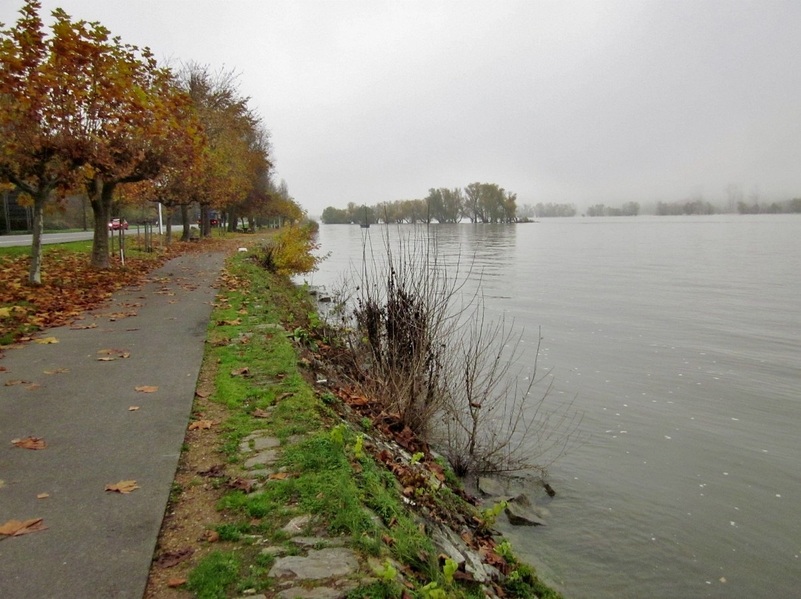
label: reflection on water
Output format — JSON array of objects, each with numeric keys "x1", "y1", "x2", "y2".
[{"x1": 310, "y1": 217, "x2": 801, "y2": 599}]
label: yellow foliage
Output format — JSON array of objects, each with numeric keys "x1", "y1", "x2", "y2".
[{"x1": 261, "y1": 224, "x2": 325, "y2": 276}]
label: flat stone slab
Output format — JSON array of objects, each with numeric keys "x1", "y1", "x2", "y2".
[
  {"x1": 505, "y1": 496, "x2": 547, "y2": 526},
  {"x1": 276, "y1": 587, "x2": 343, "y2": 599},
  {"x1": 240, "y1": 434, "x2": 281, "y2": 453},
  {"x1": 269, "y1": 547, "x2": 359, "y2": 580},
  {"x1": 478, "y1": 477, "x2": 508, "y2": 497},
  {"x1": 244, "y1": 449, "x2": 280, "y2": 469},
  {"x1": 282, "y1": 514, "x2": 312, "y2": 535}
]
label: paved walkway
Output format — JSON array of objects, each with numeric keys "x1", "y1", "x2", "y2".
[{"x1": 0, "y1": 251, "x2": 226, "y2": 598}]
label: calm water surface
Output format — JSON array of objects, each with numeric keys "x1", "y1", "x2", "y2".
[{"x1": 308, "y1": 215, "x2": 801, "y2": 598}]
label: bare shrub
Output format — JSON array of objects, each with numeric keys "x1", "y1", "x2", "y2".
[
  {"x1": 339, "y1": 229, "x2": 465, "y2": 436},
  {"x1": 333, "y1": 226, "x2": 582, "y2": 476},
  {"x1": 437, "y1": 311, "x2": 583, "y2": 477}
]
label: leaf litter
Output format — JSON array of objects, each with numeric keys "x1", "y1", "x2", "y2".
[
  {"x1": 105, "y1": 480, "x2": 140, "y2": 494},
  {"x1": 0, "y1": 518, "x2": 47, "y2": 537},
  {"x1": 11, "y1": 436, "x2": 47, "y2": 450}
]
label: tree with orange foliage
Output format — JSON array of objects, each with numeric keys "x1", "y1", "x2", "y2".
[
  {"x1": 61, "y1": 16, "x2": 200, "y2": 267},
  {"x1": 0, "y1": 1, "x2": 203, "y2": 274},
  {"x1": 0, "y1": 1, "x2": 88, "y2": 284},
  {"x1": 178, "y1": 64, "x2": 272, "y2": 236}
]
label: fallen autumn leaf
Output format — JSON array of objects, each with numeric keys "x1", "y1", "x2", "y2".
[
  {"x1": 0, "y1": 518, "x2": 47, "y2": 537},
  {"x1": 11, "y1": 436, "x2": 47, "y2": 450},
  {"x1": 188, "y1": 419, "x2": 214, "y2": 430},
  {"x1": 34, "y1": 337, "x2": 59, "y2": 344},
  {"x1": 134, "y1": 385, "x2": 158, "y2": 393},
  {"x1": 43, "y1": 367, "x2": 69, "y2": 375},
  {"x1": 104, "y1": 480, "x2": 140, "y2": 494},
  {"x1": 4, "y1": 379, "x2": 31, "y2": 386}
]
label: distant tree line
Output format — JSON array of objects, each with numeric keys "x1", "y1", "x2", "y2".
[
  {"x1": 528, "y1": 202, "x2": 577, "y2": 218},
  {"x1": 656, "y1": 199, "x2": 717, "y2": 215},
  {"x1": 321, "y1": 182, "x2": 520, "y2": 224},
  {"x1": 736, "y1": 198, "x2": 801, "y2": 214},
  {"x1": 586, "y1": 202, "x2": 640, "y2": 217}
]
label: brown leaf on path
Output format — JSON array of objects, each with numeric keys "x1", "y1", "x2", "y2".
[
  {"x1": 0, "y1": 518, "x2": 47, "y2": 537},
  {"x1": 43, "y1": 367, "x2": 69, "y2": 375},
  {"x1": 97, "y1": 349, "x2": 131, "y2": 361},
  {"x1": 198, "y1": 464, "x2": 226, "y2": 478},
  {"x1": 217, "y1": 318, "x2": 241, "y2": 326},
  {"x1": 25, "y1": 383, "x2": 41, "y2": 390},
  {"x1": 188, "y1": 419, "x2": 214, "y2": 430},
  {"x1": 11, "y1": 436, "x2": 46, "y2": 450},
  {"x1": 104, "y1": 480, "x2": 140, "y2": 494},
  {"x1": 166, "y1": 578, "x2": 187, "y2": 588},
  {"x1": 201, "y1": 530, "x2": 220, "y2": 543},
  {"x1": 69, "y1": 323, "x2": 97, "y2": 330},
  {"x1": 5, "y1": 379, "x2": 30, "y2": 386},
  {"x1": 108, "y1": 311, "x2": 137, "y2": 321},
  {"x1": 135, "y1": 385, "x2": 158, "y2": 393},
  {"x1": 252, "y1": 408, "x2": 270, "y2": 418},
  {"x1": 194, "y1": 389, "x2": 211, "y2": 398},
  {"x1": 155, "y1": 547, "x2": 194, "y2": 568},
  {"x1": 34, "y1": 336, "x2": 59, "y2": 344},
  {"x1": 128, "y1": 406, "x2": 140, "y2": 411},
  {"x1": 228, "y1": 478, "x2": 255, "y2": 493},
  {"x1": 36, "y1": 493, "x2": 49, "y2": 499},
  {"x1": 0, "y1": 366, "x2": 7, "y2": 372}
]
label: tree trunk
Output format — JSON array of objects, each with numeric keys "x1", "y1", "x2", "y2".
[
  {"x1": 89, "y1": 178, "x2": 116, "y2": 269},
  {"x1": 165, "y1": 205, "x2": 173, "y2": 246},
  {"x1": 199, "y1": 204, "x2": 210, "y2": 237},
  {"x1": 180, "y1": 203, "x2": 190, "y2": 242},
  {"x1": 28, "y1": 193, "x2": 47, "y2": 285}
]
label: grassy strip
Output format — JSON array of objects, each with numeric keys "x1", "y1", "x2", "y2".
[
  {"x1": 175, "y1": 249, "x2": 562, "y2": 599},
  {"x1": 0, "y1": 239, "x2": 95, "y2": 258}
]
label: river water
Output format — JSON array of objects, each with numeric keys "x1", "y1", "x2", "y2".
[{"x1": 306, "y1": 215, "x2": 801, "y2": 598}]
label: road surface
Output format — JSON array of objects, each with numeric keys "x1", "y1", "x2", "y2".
[{"x1": 0, "y1": 228, "x2": 142, "y2": 248}]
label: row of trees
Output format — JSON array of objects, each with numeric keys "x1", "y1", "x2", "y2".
[
  {"x1": 321, "y1": 182, "x2": 519, "y2": 224},
  {"x1": 586, "y1": 202, "x2": 640, "y2": 217},
  {"x1": 736, "y1": 198, "x2": 801, "y2": 214},
  {"x1": 0, "y1": 1, "x2": 303, "y2": 284}
]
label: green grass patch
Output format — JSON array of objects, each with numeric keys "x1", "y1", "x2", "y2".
[
  {"x1": 189, "y1": 249, "x2": 563, "y2": 599},
  {"x1": 0, "y1": 239, "x2": 93, "y2": 258},
  {"x1": 187, "y1": 551, "x2": 241, "y2": 599}
]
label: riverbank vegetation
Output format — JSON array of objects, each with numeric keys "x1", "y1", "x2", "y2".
[
  {"x1": 145, "y1": 233, "x2": 563, "y2": 598},
  {"x1": 322, "y1": 230, "x2": 581, "y2": 478}
]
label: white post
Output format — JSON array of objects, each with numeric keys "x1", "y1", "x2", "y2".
[{"x1": 157, "y1": 202, "x2": 164, "y2": 235}]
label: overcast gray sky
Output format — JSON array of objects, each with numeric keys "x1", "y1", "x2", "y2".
[{"x1": 3, "y1": 0, "x2": 800, "y2": 215}]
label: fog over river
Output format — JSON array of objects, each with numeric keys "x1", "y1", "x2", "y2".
[{"x1": 307, "y1": 215, "x2": 801, "y2": 598}]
